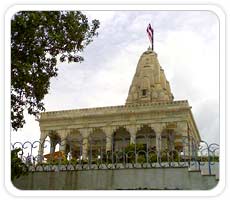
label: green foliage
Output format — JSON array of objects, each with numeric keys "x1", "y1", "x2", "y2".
[
  {"x1": 158, "y1": 150, "x2": 180, "y2": 162},
  {"x1": 125, "y1": 143, "x2": 135, "y2": 153},
  {"x1": 212, "y1": 156, "x2": 219, "y2": 162},
  {"x1": 168, "y1": 150, "x2": 179, "y2": 162},
  {"x1": 137, "y1": 155, "x2": 146, "y2": 164},
  {"x1": 149, "y1": 153, "x2": 157, "y2": 163},
  {"x1": 11, "y1": 148, "x2": 28, "y2": 180},
  {"x1": 125, "y1": 143, "x2": 145, "y2": 153},
  {"x1": 103, "y1": 151, "x2": 112, "y2": 164},
  {"x1": 198, "y1": 155, "x2": 219, "y2": 162},
  {"x1": 125, "y1": 143, "x2": 147, "y2": 163},
  {"x1": 11, "y1": 11, "x2": 100, "y2": 130},
  {"x1": 46, "y1": 155, "x2": 68, "y2": 165},
  {"x1": 70, "y1": 158, "x2": 78, "y2": 165}
]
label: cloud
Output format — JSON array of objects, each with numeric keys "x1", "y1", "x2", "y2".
[
  {"x1": 193, "y1": 99, "x2": 219, "y2": 144},
  {"x1": 11, "y1": 113, "x2": 40, "y2": 143},
  {"x1": 158, "y1": 29, "x2": 219, "y2": 102}
]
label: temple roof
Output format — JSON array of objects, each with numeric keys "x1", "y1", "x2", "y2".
[{"x1": 126, "y1": 48, "x2": 174, "y2": 104}]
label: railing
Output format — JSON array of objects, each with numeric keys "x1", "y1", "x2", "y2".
[{"x1": 11, "y1": 137, "x2": 219, "y2": 175}]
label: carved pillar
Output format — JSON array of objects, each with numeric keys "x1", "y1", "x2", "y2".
[
  {"x1": 56, "y1": 129, "x2": 69, "y2": 155},
  {"x1": 60, "y1": 138, "x2": 67, "y2": 153},
  {"x1": 104, "y1": 127, "x2": 113, "y2": 152},
  {"x1": 165, "y1": 128, "x2": 174, "y2": 151},
  {"x1": 153, "y1": 124, "x2": 163, "y2": 153},
  {"x1": 156, "y1": 134, "x2": 161, "y2": 153},
  {"x1": 163, "y1": 136, "x2": 168, "y2": 151},
  {"x1": 50, "y1": 137, "x2": 57, "y2": 154},
  {"x1": 188, "y1": 125, "x2": 195, "y2": 157},
  {"x1": 189, "y1": 134, "x2": 196, "y2": 157},
  {"x1": 38, "y1": 131, "x2": 46, "y2": 156},
  {"x1": 127, "y1": 125, "x2": 137, "y2": 145},
  {"x1": 38, "y1": 130, "x2": 48, "y2": 162},
  {"x1": 169, "y1": 132, "x2": 175, "y2": 151},
  {"x1": 177, "y1": 122, "x2": 190, "y2": 156},
  {"x1": 80, "y1": 128, "x2": 90, "y2": 160}
]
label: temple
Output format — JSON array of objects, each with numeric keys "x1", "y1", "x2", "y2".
[{"x1": 38, "y1": 47, "x2": 201, "y2": 160}]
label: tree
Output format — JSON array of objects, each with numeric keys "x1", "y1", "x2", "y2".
[
  {"x1": 11, "y1": 148, "x2": 28, "y2": 180},
  {"x1": 11, "y1": 11, "x2": 100, "y2": 130}
]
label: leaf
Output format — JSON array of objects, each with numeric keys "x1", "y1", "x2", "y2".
[{"x1": 11, "y1": 11, "x2": 100, "y2": 130}]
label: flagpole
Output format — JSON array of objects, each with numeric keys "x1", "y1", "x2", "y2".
[{"x1": 147, "y1": 24, "x2": 154, "y2": 51}]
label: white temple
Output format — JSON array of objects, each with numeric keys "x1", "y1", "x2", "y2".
[{"x1": 38, "y1": 48, "x2": 201, "y2": 160}]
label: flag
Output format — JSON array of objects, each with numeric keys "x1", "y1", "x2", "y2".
[{"x1": 146, "y1": 24, "x2": 154, "y2": 48}]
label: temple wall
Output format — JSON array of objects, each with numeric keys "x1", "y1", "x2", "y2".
[
  {"x1": 38, "y1": 100, "x2": 200, "y2": 161},
  {"x1": 13, "y1": 168, "x2": 218, "y2": 190}
]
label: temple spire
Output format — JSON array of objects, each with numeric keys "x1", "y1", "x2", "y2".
[{"x1": 126, "y1": 48, "x2": 174, "y2": 105}]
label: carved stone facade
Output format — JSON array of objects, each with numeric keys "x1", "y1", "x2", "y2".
[
  {"x1": 126, "y1": 48, "x2": 174, "y2": 104},
  {"x1": 38, "y1": 48, "x2": 201, "y2": 159}
]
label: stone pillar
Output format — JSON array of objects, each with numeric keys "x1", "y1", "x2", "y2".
[
  {"x1": 127, "y1": 125, "x2": 137, "y2": 145},
  {"x1": 169, "y1": 133, "x2": 175, "y2": 151},
  {"x1": 56, "y1": 129, "x2": 69, "y2": 155},
  {"x1": 188, "y1": 129, "x2": 197, "y2": 158},
  {"x1": 189, "y1": 135, "x2": 196, "y2": 158},
  {"x1": 166, "y1": 130, "x2": 175, "y2": 151},
  {"x1": 156, "y1": 133, "x2": 161, "y2": 152},
  {"x1": 60, "y1": 138, "x2": 67, "y2": 153},
  {"x1": 80, "y1": 128, "x2": 90, "y2": 160},
  {"x1": 104, "y1": 127, "x2": 113, "y2": 152},
  {"x1": 38, "y1": 130, "x2": 48, "y2": 162},
  {"x1": 154, "y1": 125, "x2": 163, "y2": 153},
  {"x1": 177, "y1": 122, "x2": 190, "y2": 156},
  {"x1": 82, "y1": 138, "x2": 88, "y2": 160},
  {"x1": 50, "y1": 137, "x2": 57, "y2": 154}
]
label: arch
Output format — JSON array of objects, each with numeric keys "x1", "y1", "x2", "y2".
[
  {"x1": 89, "y1": 128, "x2": 106, "y2": 142},
  {"x1": 113, "y1": 126, "x2": 130, "y2": 152},
  {"x1": 136, "y1": 125, "x2": 156, "y2": 151},
  {"x1": 48, "y1": 131, "x2": 61, "y2": 153},
  {"x1": 40, "y1": 135, "x2": 52, "y2": 156},
  {"x1": 161, "y1": 128, "x2": 176, "y2": 151},
  {"x1": 174, "y1": 134, "x2": 183, "y2": 152},
  {"x1": 88, "y1": 128, "x2": 106, "y2": 161},
  {"x1": 41, "y1": 131, "x2": 61, "y2": 162},
  {"x1": 48, "y1": 130, "x2": 60, "y2": 141},
  {"x1": 66, "y1": 129, "x2": 82, "y2": 159}
]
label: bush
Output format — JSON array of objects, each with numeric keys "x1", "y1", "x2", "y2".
[
  {"x1": 149, "y1": 153, "x2": 157, "y2": 163},
  {"x1": 11, "y1": 148, "x2": 28, "y2": 180},
  {"x1": 137, "y1": 155, "x2": 146, "y2": 164}
]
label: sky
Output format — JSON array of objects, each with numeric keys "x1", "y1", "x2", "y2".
[{"x1": 11, "y1": 10, "x2": 220, "y2": 146}]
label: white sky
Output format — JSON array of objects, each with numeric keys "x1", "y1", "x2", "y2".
[{"x1": 11, "y1": 10, "x2": 219, "y2": 145}]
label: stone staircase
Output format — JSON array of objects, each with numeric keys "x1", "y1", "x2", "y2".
[{"x1": 188, "y1": 162, "x2": 219, "y2": 181}]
